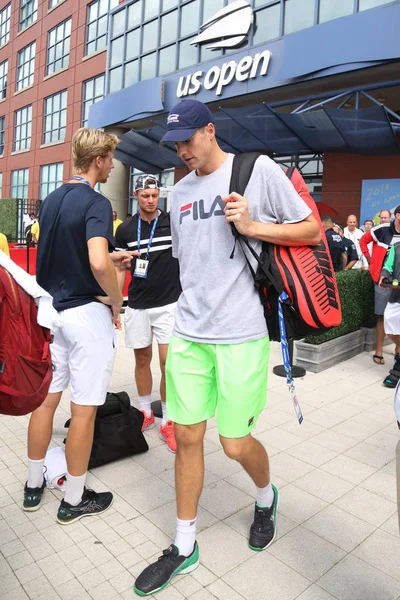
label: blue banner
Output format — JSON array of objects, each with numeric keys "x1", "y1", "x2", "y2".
[{"x1": 360, "y1": 179, "x2": 400, "y2": 226}]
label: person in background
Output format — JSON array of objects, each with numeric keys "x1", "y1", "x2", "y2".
[
  {"x1": 380, "y1": 244, "x2": 400, "y2": 387},
  {"x1": 360, "y1": 205, "x2": 400, "y2": 365},
  {"x1": 113, "y1": 210, "x2": 123, "y2": 235},
  {"x1": 344, "y1": 214, "x2": 368, "y2": 269},
  {"x1": 31, "y1": 219, "x2": 40, "y2": 244},
  {"x1": 115, "y1": 174, "x2": 180, "y2": 453},
  {"x1": 0, "y1": 232, "x2": 10, "y2": 257},
  {"x1": 333, "y1": 224, "x2": 358, "y2": 270},
  {"x1": 380, "y1": 209, "x2": 391, "y2": 224},
  {"x1": 323, "y1": 217, "x2": 347, "y2": 271},
  {"x1": 364, "y1": 219, "x2": 374, "y2": 232}
]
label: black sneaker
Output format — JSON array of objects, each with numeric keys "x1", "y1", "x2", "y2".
[
  {"x1": 249, "y1": 484, "x2": 279, "y2": 551},
  {"x1": 134, "y1": 542, "x2": 199, "y2": 596},
  {"x1": 23, "y1": 478, "x2": 46, "y2": 512},
  {"x1": 56, "y1": 488, "x2": 113, "y2": 525}
]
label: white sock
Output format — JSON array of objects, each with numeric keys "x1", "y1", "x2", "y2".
[
  {"x1": 174, "y1": 517, "x2": 197, "y2": 557},
  {"x1": 161, "y1": 402, "x2": 167, "y2": 427},
  {"x1": 138, "y1": 394, "x2": 152, "y2": 417},
  {"x1": 64, "y1": 472, "x2": 87, "y2": 506},
  {"x1": 27, "y1": 458, "x2": 45, "y2": 488},
  {"x1": 256, "y1": 483, "x2": 274, "y2": 508}
]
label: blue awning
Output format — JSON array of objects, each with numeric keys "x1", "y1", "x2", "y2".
[{"x1": 114, "y1": 101, "x2": 400, "y2": 170}]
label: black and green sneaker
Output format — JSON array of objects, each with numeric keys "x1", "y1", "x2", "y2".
[
  {"x1": 249, "y1": 484, "x2": 279, "y2": 551},
  {"x1": 56, "y1": 488, "x2": 113, "y2": 525},
  {"x1": 134, "y1": 542, "x2": 199, "y2": 596},
  {"x1": 23, "y1": 478, "x2": 46, "y2": 512}
]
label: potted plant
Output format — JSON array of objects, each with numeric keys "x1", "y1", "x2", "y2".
[{"x1": 295, "y1": 270, "x2": 377, "y2": 372}]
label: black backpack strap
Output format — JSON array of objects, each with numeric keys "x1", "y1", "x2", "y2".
[
  {"x1": 228, "y1": 152, "x2": 279, "y2": 287},
  {"x1": 285, "y1": 166, "x2": 295, "y2": 180},
  {"x1": 229, "y1": 152, "x2": 261, "y2": 196}
]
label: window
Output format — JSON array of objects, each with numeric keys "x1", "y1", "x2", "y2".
[
  {"x1": 43, "y1": 90, "x2": 67, "y2": 144},
  {"x1": 319, "y1": 0, "x2": 353, "y2": 22},
  {"x1": 0, "y1": 60, "x2": 7, "y2": 100},
  {"x1": 40, "y1": 163, "x2": 64, "y2": 199},
  {"x1": 13, "y1": 105, "x2": 32, "y2": 152},
  {"x1": 16, "y1": 42, "x2": 36, "y2": 91},
  {"x1": 86, "y1": 0, "x2": 119, "y2": 56},
  {"x1": 0, "y1": 116, "x2": 4, "y2": 155},
  {"x1": 359, "y1": 0, "x2": 393, "y2": 9},
  {"x1": 49, "y1": 0, "x2": 62, "y2": 7},
  {"x1": 19, "y1": 0, "x2": 38, "y2": 31},
  {"x1": 11, "y1": 169, "x2": 29, "y2": 199},
  {"x1": 46, "y1": 19, "x2": 71, "y2": 75},
  {"x1": 82, "y1": 74, "x2": 105, "y2": 127},
  {"x1": 0, "y1": 4, "x2": 11, "y2": 47},
  {"x1": 253, "y1": 4, "x2": 280, "y2": 45},
  {"x1": 180, "y1": 1, "x2": 200, "y2": 38},
  {"x1": 284, "y1": 0, "x2": 315, "y2": 35}
]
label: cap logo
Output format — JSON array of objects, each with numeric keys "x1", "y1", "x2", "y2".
[{"x1": 167, "y1": 114, "x2": 179, "y2": 124}]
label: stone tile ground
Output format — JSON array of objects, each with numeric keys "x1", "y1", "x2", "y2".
[{"x1": 0, "y1": 329, "x2": 399, "y2": 599}]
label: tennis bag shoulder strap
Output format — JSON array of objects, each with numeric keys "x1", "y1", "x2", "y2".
[{"x1": 229, "y1": 153, "x2": 341, "y2": 341}]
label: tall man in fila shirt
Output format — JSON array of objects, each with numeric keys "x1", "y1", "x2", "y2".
[
  {"x1": 115, "y1": 175, "x2": 180, "y2": 453},
  {"x1": 134, "y1": 100, "x2": 320, "y2": 596}
]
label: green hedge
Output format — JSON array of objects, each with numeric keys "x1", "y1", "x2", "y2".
[
  {"x1": 0, "y1": 199, "x2": 17, "y2": 241},
  {"x1": 304, "y1": 269, "x2": 376, "y2": 345}
]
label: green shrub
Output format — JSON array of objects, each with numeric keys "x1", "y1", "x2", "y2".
[
  {"x1": 0, "y1": 199, "x2": 17, "y2": 241},
  {"x1": 304, "y1": 269, "x2": 367, "y2": 345},
  {"x1": 360, "y1": 269, "x2": 377, "y2": 328}
]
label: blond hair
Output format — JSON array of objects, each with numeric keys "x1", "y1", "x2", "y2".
[{"x1": 72, "y1": 128, "x2": 119, "y2": 173}]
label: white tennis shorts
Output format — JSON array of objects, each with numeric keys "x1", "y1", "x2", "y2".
[
  {"x1": 124, "y1": 302, "x2": 176, "y2": 349},
  {"x1": 49, "y1": 302, "x2": 117, "y2": 406},
  {"x1": 384, "y1": 302, "x2": 400, "y2": 336}
]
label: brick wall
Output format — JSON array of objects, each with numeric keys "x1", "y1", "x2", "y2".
[{"x1": 322, "y1": 152, "x2": 400, "y2": 227}]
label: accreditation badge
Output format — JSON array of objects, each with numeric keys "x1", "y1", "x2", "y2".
[{"x1": 134, "y1": 259, "x2": 149, "y2": 278}]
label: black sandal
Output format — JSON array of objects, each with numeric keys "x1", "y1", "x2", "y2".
[{"x1": 373, "y1": 354, "x2": 385, "y2": 365}]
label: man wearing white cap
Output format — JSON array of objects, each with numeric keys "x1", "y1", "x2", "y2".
[{"x1": 115, "y1": 174, "x2": 180, "y2": 453}]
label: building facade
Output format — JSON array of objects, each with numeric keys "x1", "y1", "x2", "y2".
[
  {"x1": 0, "y1": 0, "x2": 119, "y2": 203},
  {"x1": 89, "y1": 0, "x2": 400, "y2": 226}
]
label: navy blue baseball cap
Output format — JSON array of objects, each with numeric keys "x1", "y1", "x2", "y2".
[{"x1": 160, "y1": 100, "x2": 214, "y2": 145}]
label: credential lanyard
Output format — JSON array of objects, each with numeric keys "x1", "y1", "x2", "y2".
[
  {"x1": 71, "y1": 176, "x2": 91, "y2": 187},
  {"x1": 137, "y1": 214, "x2": 159, "y2": 259},
  {"x1": 278, "y1": 291, "x2": 304, "y2": 425}
]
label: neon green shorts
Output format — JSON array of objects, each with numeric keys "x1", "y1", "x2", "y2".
[{"x1": 166, "y1": 335, "x2": 270, "y2": 438}]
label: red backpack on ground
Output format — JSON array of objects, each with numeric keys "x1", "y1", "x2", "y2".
[
  {"x1": 0, "y1": 266, "x2": 53, "y2": 416},
  {"x1": 229, "y1": 153, "x2": 342, "y2": 341}
]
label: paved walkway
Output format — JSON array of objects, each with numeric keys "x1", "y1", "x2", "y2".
[{"x1": 1, "y1": 329, "x2": 399, "y2": 600}]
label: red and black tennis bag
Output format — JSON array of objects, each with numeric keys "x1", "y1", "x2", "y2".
[
  {"x1": 229, "y1": 153, "x2": 341, "y2": 342},
  {"x1": 0, "y1": 266, "x2": 53, "y2": 416}
]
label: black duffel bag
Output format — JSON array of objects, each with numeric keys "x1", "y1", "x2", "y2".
[{"x1": 64, "y1": 391, "x2": 149, "y2": 469}]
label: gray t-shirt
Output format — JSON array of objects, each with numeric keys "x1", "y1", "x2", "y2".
[{"x1": 170, "y1": 154, "x2": 311, "y2": 344}]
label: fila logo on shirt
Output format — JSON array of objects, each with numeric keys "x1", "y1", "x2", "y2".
[{"x1": 180, "y1": 195, "x2": 225, "y2": 224}]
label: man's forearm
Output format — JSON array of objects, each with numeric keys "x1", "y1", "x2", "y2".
[
  {"x1": 345, "y1": 260, "x2": 356, "y2": 270},
  {"x1": 92, "y1": 256, "x2": 122, "y2": 304},
  {"x1": 246, "y1": 216, "x2": 321, "y2": 247},
  {"x1": 116, "y1": 265, "x2": 127, "y2": 293}
]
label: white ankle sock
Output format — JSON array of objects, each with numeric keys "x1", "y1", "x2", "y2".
[
  {"x1": 256, "y1": 483, "x2": 274, "y2": 508},
  {"x1": 161, "y1": 402, "x2": 167, "y2": 427},
  {"x1": 174, "y1": 517, "x2": 197, "y2": 557},
  {"x1": 64, "y1": 472, "x2": 87, "y2": 506},
  {"x1": 27, "y1": 458, "x2": 45, "y2": 488},
  {"x1": 138, "y1": 395, "x2": 152, "y2": 417}
]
